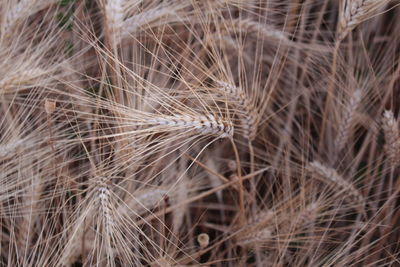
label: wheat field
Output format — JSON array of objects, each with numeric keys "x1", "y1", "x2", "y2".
[{"x1": 1, "y1": 0, "x2": 400, "y2": 266}]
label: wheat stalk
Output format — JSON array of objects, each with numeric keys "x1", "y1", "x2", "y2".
[
  {"x1": 338, "y1": 0, "x2": 392, "y2": 41},
  {"x1": 382, "y1": 110, "x2": 400, "y2": 167},
  {"x1": 335, "y1": 89, "x2": 362, "y2": 152}
]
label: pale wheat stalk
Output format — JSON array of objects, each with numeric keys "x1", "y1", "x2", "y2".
[
  {"x1": 216, "y1": 81, "x2": 258, "y2": 140},
  {"x1": 335, "y1": 89, "x2": 362, "y2": 152},
  {"x1": 307, "y1": 161, "x2": 365, "y2": 210},
  {"x1": 338, "y1": 0, "x2": 392, "y2": 41},
  {"x1": 382, "y1": 110, "x2": 400, "y2": 167}
]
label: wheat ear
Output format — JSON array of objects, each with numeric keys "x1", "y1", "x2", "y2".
[
  {"x1": 121, "y1": 7, "x2": 172, "y2": 40},
  {"x1": 172, "y1": 159, "x2": 191, "y2": 232},
  {"x1": 4, "y1": 0, "x2": 31, "y2": 31},
  {"x1": 335, "y1": 89, "x2": 362, "y2": 152},
  {"x1": 0, "y1": 139, "x2": 30, "y2": 159},
  {"x1": 227, "y1": 19, "x2": 288, "y2": 42},
  {"x1": 104, "y1": 0, "x2": 124, "y2": 44},
  {"x1": 118, "y1": 188, "x2": 168, "y2": 216},
  {"x1": 338, "y1": 0, "x2": 392, "y2": 41},
  {"x1": 286, "y1": 202, "x2": 319, "y2": 233},
  {"x1": 0, "y1": 68, "x2": 46, "y2": 94},
  {"x1": 17, "y1": 173, "x2": 42, "y2": 255},
  {"x1": 97, "y1": 182, "x2": 115, "y2": 236},
  {"x1": 96, "y1": 178, "x2": 118, "y2": 266},
  {"x1": 307, "y1": 161, "x2": 365, "y2": 210},
  {"x1": 236, "y1": 210, "x2": 275, "y2": 245},
  {"x1": 382, "y1": 110, "x2": 400, "y2": 167},
  {"x1": 216, "y1": 81, "x2": 258, "y2": 140},
  {"x1": 149, "y1": 114, "x2": 233, "y2": 138},
  {"x1": 237, "y1": 228, "x2": 273, "y2": 246},
  {"x1": 119, "y1": 3, "x2": 195, "y2": 44}
]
